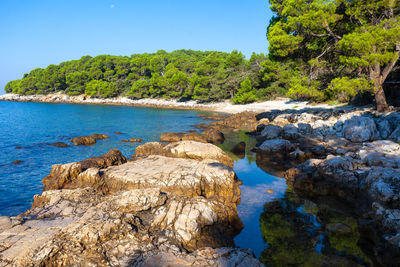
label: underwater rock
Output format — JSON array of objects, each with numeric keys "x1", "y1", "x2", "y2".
[
  {"x1": 49, "y1": 142, "x2": 70, "y2": 147},
  {"x1": 70, "y1": 133, "x2": 109, "y2": 146}
]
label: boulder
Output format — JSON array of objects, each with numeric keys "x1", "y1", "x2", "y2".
[
  {"x1": 231, "y1": 142, "x2": 246, "y2": 155},
  {"x1": 159, "y1": 132, "x2": 207, "y2": 143},
  {"x1": 342, "y1": 116, "x2": 378, "y2": 142},
  {"x1": 135, "y1": 141, "x2": 234, "y2": 168},
  {"x1": 298, "y1": 123, "x2": 313, "y2": 135},
  {"x1": 389, "y1": 125, "x2": 400, "y2": 143},
  {"x1": 201, "y1": 129, "x2": 225, "y2": 144},
  {"x1": 377, "y1": 119, "x2": 391, "y2": 139},
  {"x1": 258, "y1": 138, "x2": 294, "y2": 153},
  {"x1": 135, "y1": 142, "x2": 166, "y2": 157},
  {"x1": 80, "y1": 149, "x2": 128, "y2": 170},
  {"x1": 260, "y1": 124, "x2": 282, "y2": 140},
  {"x1": 282, "y1": 124, "x2": 299, "y2": 140},
  {"x1": 70, "y1": 133, "x2": 109, "y2": 146}
]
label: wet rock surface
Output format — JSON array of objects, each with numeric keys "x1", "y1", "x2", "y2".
[{"x1": 0, "y1": 141, "x2": 259, "y2": 266}]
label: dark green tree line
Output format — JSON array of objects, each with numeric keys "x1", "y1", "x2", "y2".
[{"x1": 5, "y1": 50, "x2": 269, "y2": 103}]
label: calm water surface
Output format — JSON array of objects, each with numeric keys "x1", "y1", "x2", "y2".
[
  {"x1": 0, "y1": 101, "x2": 372, "y2": 265},
  {"x1": 0, "y1": 101, "x2": 209, "y2": 216}
]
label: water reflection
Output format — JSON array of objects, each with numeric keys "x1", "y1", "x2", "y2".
[{"x1": 220, "y1": 130, "x2": 372, "y2": 266}]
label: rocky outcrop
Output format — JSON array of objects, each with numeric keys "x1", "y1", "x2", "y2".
[
  {"x1": 0, "y1": 141, "x2": 252, "y2": 266},
  {"x1": 201, "y1": 128, "x2": 225, "y2": 144},
  {"x1": 209, "y1": 111, "x2": 258, "y2": 131},
  {"x1": 135, "y1": 140, "x2": 234, "y2": 168},
  {"x1": 42, "y1": 149, "x2": 128, "y2": 191},
  {"x1": 137, "y1": 247, "x2": 262, "y2": 267},
  {"x1": 159, "y1": 132, "x2": 207, "y2": 143},
  {"x1": 70, "y1": 133, "x2": 109, "y2": 146}
]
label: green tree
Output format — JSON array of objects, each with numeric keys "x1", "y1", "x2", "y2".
[
  {"x1": 85, "y1": 80, "x2": 118, "y2": 98},
  {"x1": 232, "y1": 78, "x2": 257, "y2": 104},
  {"x1": 268, "y1": 0, "x2": 400, "y2": 111}
]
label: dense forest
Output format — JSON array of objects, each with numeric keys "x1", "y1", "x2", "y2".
[
  {"x1": 4, "y1": 0, "x2": 400, "y2": 108},
  {"x1": 4, "y1": 50, "x2": 271, "y2": 104}
]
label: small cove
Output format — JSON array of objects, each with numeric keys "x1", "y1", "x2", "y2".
[{"x1": 0, "y1": 101, "x2": 374, "y2": 265}]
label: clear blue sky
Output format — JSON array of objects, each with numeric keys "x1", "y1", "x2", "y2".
[{"x1": 0, "y1": 0, "x2": 272, "y2": 94}]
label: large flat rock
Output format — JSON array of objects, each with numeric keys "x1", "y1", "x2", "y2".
[{"x1": 104, "y1": 155, "x2": 240, "y2": 205}]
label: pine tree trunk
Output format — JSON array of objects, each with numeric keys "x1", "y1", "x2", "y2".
[
  {"x1": 374, "y1": 83, "x2": 389, "y2": 112},
  {"x1": 370, "y1": 64, "x2": 389, "y2": 112}
]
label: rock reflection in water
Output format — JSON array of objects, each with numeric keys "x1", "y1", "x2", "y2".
[
  {"x1": 259, "y1": 192, "x2": 372, "y2": 266},
  {"x1": 220, "y1": 130, "x2": 372, "y2": 266}
]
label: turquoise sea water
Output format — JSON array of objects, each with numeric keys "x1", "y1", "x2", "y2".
[{"x1": 0, "y1": 101, "x2": 372, "y2": 265}]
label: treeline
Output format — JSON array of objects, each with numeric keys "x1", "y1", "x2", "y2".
[{"x1": 5, "y1": 50, "x2": 279, "y2": 103}]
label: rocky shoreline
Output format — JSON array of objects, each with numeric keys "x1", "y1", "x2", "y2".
[
  {"x1": 0, "y1": 93, "x2": 336, "y2": 114},
  {"x1": 1, "y1": 103, "x2": 400, "y2": 266}
]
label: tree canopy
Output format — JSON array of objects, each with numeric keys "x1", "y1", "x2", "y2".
[
  {"x1": 5, "y1": 50, "x2": 269, "y2": 104},
  {"x1": 268, "y1": 0, "x2": 400, "y2": 111}
]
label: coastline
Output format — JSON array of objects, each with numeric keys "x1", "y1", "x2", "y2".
[
  {"x1": 1, "y1": 101, "x2": 400, "y2": 265},
  {"x1": 0, "y1": 92, "x2": 341, "y2": 114}
]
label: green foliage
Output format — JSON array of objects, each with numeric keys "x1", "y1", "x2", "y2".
[
  {"x1": 232, "y1": 78, "x2": 257, "y2": 104},
  {"x1": 267, "y1": 0, "x2": 400, "y2": 105},
  {"x1": 328, "y1": 77, "x2": 373, "y2": 102},
  {"x1": 4, "y1": 50, "x2": 267, "y2": 102},
  {"x1": 85, "y1": 80, "x2": 118, "y2": 98},
  {"x1": 286, "y1": 76, "x2": 325, "y2": 101}
]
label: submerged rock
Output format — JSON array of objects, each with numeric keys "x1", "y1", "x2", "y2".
[
  {"x1": 121, "y1": 138, "x2": 143, "y2": 143},
  {"x1": 49, "y1": 142, "x2": 70, "y2": 147},
  {"x1": 70, "y1": 133, "x2": 109, "y2": 146}
]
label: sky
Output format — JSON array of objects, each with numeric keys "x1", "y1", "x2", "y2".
[{"x1": 0, "y1": 0, "x2": 273, "y2": 94}]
